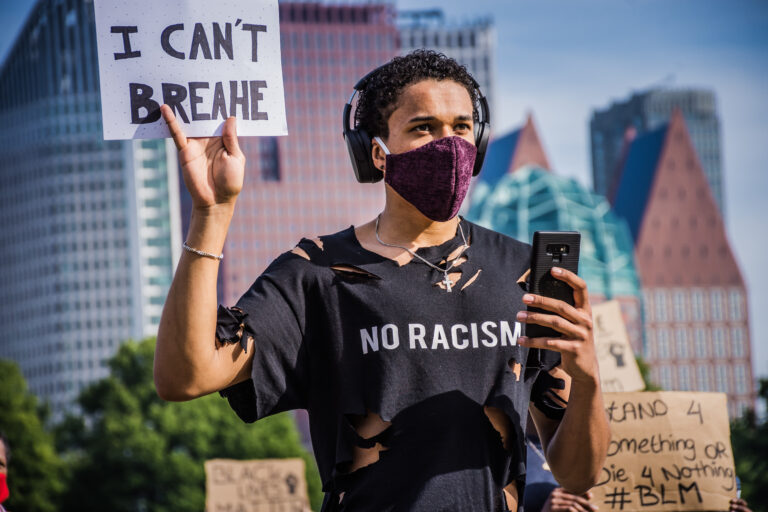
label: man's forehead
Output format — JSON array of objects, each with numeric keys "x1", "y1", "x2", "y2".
[{"x1": 391, "y1": 80, "x2": 473, "y2": 119}]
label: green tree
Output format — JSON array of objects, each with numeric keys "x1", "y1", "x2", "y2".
[
  {"x1": 56, "y1": 337, "x2": 322, "y2": 511},
  {"x1": 635, "y1": 355, "x2": 662, "y2": 391},
  {"x1": 730, "y1": 378, "x2": 768, "y2": 512},
  {"x1": 0, "y1": 359, "x2": 66, "y2": 512}
]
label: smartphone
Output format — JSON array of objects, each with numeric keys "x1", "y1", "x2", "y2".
[{"x1": 526, "y1": 231, "x2": 581, "y2": 339}]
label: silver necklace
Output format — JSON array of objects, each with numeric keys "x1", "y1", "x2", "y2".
[
  {"x1": 526, "y1": 438, "x2": 550, "y2": 471},
  {"x1": 374, "y1": 215, "x2": 468, "y2": 292}
]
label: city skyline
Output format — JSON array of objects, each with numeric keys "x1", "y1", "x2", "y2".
[{"x1": 1, "y1": 0, "x2": 766, "y2": 382}]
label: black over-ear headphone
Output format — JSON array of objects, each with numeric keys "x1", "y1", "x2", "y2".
[{"x1": 343, "y1": 67, "x2": 491, "y2": 184}]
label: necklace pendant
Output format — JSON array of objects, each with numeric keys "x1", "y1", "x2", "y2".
[{"x1": 442, "y1": 274, "x2": 453, "y2": 292}]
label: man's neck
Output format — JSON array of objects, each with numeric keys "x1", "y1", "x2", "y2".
[{"x1": 376, "y1": 188, "x2": 460, "y2": 249}]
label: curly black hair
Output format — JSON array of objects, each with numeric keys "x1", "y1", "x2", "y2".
[{"x1": 354, "y1": 49, "x2": 479, "y2": 139}]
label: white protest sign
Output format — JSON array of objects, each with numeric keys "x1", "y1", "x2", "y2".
[
  {"x1": 592, "y1": 392, "x2": 736, "y2": 511},
  {"x1": 93, "y1": 0, "x2": 287, "y2": 140},
  {"x1": 593, "y1": 300, "x2": 645, "y2": 392},
  {"x1": 205, "y1": 458, "x2": 310, "y2": 512}
]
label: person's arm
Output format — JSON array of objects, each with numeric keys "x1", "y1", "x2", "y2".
[
  {"x1": 153, "y1": 105, "x2": 252, "y2": 401},
  {"x1": 520, "y1": 267, "x2": 610, "y2": 494}
]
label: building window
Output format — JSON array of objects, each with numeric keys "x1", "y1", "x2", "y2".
[
  {"x1": 710, "y1": 289, "x2": 723, "y2": 321},
  {"x1": 691, "y1": 289, "x2": 705, "y2": 321},
  {"x1": 734, "y1": 365, "x2": 748, "y2": 395},
  {"x1": 728, "y1": 289, "x2": 743, "y2": 321},
  {"x1": 697, "y1": 365, "x2": 710, "y2": 391},
  {"x1": 673, "y1": 290, "x2": 686, "y2": 321},
  {"x1": 644, "y1": 329, "x2": 655, "y2": 359},
  {"x1": 715, "y1": 365, "x2": 729, "y2": 393},
  {"x1": 655, "y1": 290, "x2": 668, "y2": 322},
  {"x1": 260, "y1": 137, "x2": 281, "y2": 181},
  {"x1": 659, "y1": 366, "x2": 672, "y2": 390},
  {"x1": 678, "y1": 365, "x2": 691, "y2": 391},
  {"x1": 712, "y1": 328, "x2": 727, "y2": 358},
  {"x1": 731, "y1": 327, "x2": 745, "y2": 358},
  {"x1": 643, "y1": 290, "x2": 654, "y2": 322},
  {"x1": 694, "y1": 328, "x2": 708, "y2": 358},
  {"x1": 657, "y1": 328, "x2": 671, "y2": 359},
  {"x1": 675, "y1": 328, "x2": 690, "y2": 359}
]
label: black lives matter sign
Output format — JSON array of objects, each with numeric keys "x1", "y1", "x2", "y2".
[
  {"x1": 93, "y1": 0, "x2": 287, "y2": 140},
  {"x1": 205, "y1": 459, "x2": 310, "y2": 512},
  {"x1": 592, "y1": 392, "x2": 736, "y2": 511}
]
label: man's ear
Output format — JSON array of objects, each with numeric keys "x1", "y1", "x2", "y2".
[{"x1": 371, "y1": 138, "x2": 387, "y2": 173}]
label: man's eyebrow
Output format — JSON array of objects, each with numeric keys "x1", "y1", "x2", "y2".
[{"x1": 406, "y1": 115, "x2": 473, "y2": 123}]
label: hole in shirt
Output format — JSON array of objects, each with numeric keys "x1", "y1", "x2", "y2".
[
  {"x1": 483, "y1": 405, "x2": 514, "y2": 452},
  {"x1": 434, "y1": 270, "x2": 462, "y2": 290},
  {"x1": 291, "y1": 246, "x2": 310, "y2": 260},
  {"x1": 460, "y1": 269, "x2": 482, "y2": 290},
  {"x1": 508, "y1": 357, "x2": 522, "y2": 382},
  {"x1": 331, "y1": 264, "x2": 379, "y2": 279},
  {"x1": 311, "y1": 237, "x2": 324, "y2": 251},
  {"x1": 342, "y1": 411, "x2": 392, "y2": 473},
  {"x1": 438, "y1": 244, "x2": 469, "y2": 266}
]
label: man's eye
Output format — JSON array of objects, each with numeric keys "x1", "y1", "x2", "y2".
[
  {"x1": 456, "y1": 123, "x2": 472, "y2": 131},
  {"x1": 412, "y1": 124, "x2": 431, "y2": 132}
]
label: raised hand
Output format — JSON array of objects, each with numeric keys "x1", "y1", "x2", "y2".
[
  {"x1": 517, "y1": 267, "x2": 599, "y2": 383},
  {"x1": 160, "y1": 104, "x2": 245, "y2": 210}
]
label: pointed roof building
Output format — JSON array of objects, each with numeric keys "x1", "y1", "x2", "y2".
[
  {"x1": 612, "y1": 109, "x2": 754, "y2": 417},
  {"x1": 477, "y1": 114, "x2": 550, "y2": 187},
  {"x1": 613, "y1": 110, "x2": 743, "y2": 288}
]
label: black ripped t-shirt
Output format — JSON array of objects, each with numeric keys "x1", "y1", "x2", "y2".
[{"x1": 217, "y1": 220, "x2": 564, "y2": 512}]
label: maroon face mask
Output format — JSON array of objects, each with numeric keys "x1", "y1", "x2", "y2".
[{"x1": 376, "y1": 136, "x2": 477, "y2": 222}]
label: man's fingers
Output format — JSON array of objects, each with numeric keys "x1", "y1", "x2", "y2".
[
  {"x1": 518, "y1": 310, "x2": 585, "y2": 339},
  {"x1": 222, "y1": 116, "x2": 243, "y2": 159},
  {"x1": 523, "y1": 293, "x2": 588, "y2": 326},
  {"x1": 161, "y1": 104, "x2": 187, "y2": 151},
  {"x1": 551, "y1": 497, "x2": 589, "y2": 512},
  {"x1": 551, "y1": 267, "x2": 590, "y2": 312},
  {"x1": 519, "y1": 336, "x2": 578, "y2": 353}
]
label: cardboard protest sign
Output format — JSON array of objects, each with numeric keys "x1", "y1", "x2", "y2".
[
  {"x1": 94, "y1": 0, "x2": 287, "y2": 140},
  {"x1": 593, "y1": 300, "x2": 645, "y2": 392},
  {"x1": 205, "y1": 458, "x2": 310, "y2": 512},
  {"x1": 592, "y1": 392, "x2": 736, "y2": 511}
]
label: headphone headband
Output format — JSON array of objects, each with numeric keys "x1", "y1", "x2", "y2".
[{"x1": 343, "y1": 67, "x2": 491, "y2": 183}]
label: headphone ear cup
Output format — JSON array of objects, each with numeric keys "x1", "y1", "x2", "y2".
[
  {"x1": 345, "y1": 128, "x2": 383, "y2": 183},
  {"x1": 473, "y1": 121, "x2": 490, "y2": 176}
]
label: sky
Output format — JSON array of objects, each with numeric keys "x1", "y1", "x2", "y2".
[{"x1": 1, "y1": 0, "x2": 766, "y2": 379}]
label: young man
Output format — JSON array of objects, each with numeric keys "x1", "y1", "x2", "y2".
[{"x1": 154, "y1": 50, "x2": 609, "y2": 511}]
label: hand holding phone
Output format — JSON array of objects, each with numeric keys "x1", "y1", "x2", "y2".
[{"x1": 525, "y1": 231, "x2": 581, "y2": 339}]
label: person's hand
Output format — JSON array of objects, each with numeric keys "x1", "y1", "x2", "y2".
[
  {"x1": 729, "y1": 497, "x2": 751, "y2": 512},
  {"x1": 542, "y1": 487, "x2": 598, "y2": 512},
  {"x1": 518, "y1": 268, "x2": 598, "y2": 383},
  {"x1": 160, "y1": 105, "x2": 245, "y2": 212}
]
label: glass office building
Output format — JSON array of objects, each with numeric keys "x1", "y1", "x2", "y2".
[
  {"x1": 0, "y1": 0, "x2": 180, "y2": 417},
  {"x1": 590, "y1": 88, "x2": 725, "y2": 217},
  {"x1": 398, "y1": 9, "x2": 496, "y2": 110}
]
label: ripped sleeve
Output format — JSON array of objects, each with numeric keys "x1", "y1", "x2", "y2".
[
  {"x1": 217, "y1": 251, "x2": 310, "y2": 423},
  {"x1": 528, "y1": 348, "x2": 566, "y2": 420}
]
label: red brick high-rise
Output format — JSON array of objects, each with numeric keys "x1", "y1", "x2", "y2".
[
  {"x1": 180, "y1": 3, "x2": 398, "y2": 304},
  {"x1": 612, "y1": 110, "x2": 755, "y2": 417}
]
